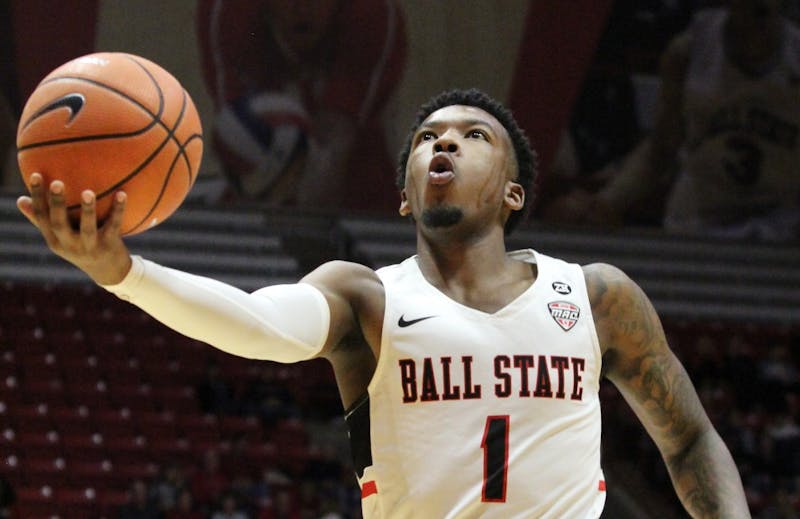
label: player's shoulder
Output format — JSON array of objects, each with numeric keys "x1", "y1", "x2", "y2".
[
  {"x1": 582, "y1": 262, "x2": 630, "y2": 283},
  {"x1": 581, "y1": 263, "x2": 639, "y2": 307},
  {"x1": 305, "y1": 260, "x2": 381, "y2": 285},
  {"x1": 301, "y1": 260, "x2": 384, "y2": 301}
]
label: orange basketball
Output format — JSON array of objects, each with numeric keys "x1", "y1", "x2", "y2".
[{"x1": 17, "y1": 52, "x2": 203, "y2": 235}]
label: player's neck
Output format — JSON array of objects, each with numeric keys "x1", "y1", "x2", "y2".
[
  {"x1": 415, "y1": 225, "x2": 515, "y2": 290},
  {"x1": 414, "y1": 228, "x2": 535, "y2": 314}
]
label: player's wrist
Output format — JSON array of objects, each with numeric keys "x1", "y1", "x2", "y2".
[{"x1": 92, "y1": 253, "x2": 134, "y2": 288}]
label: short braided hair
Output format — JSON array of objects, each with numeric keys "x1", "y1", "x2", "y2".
[{"x1": 396, "y1": 88, "x2": 538, "y2": 233}]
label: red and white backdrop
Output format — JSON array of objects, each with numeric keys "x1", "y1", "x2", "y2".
[{"x1": 6, "y1": 0, "x2": 613, "y2": 214}]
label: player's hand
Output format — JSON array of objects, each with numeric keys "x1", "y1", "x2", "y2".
[{"x1": 16, "y1": 172, "x2": 133, "y2": 286}]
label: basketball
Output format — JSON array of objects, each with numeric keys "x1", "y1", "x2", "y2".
[{"x1": 16, "y1": 52, "x2": 203, "y2": 235}]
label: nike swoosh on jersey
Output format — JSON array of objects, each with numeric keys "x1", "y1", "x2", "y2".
[{"x1": 398, "y1": 314, "x2": 437, "y2": 327}]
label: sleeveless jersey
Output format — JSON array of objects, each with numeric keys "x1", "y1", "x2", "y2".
[
  {"x1": 665, "y1": 8, "x2": 800, "y2": 233},
  {"x1": 346, "y1": 250, "x2": 605, "y2": 518}
]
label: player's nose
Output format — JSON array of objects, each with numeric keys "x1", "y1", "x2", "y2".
[{"x1": 433, "y1": 135, "x2": 458, "y2": 154}]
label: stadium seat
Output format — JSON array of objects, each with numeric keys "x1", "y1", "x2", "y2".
[
  {"x1": 50, "y1": 404, "x2": 95, "y2": 436},
  {"x1": 53, "y1": 486, "x2": 99, "y2": 517},
  {"x1": 22, "y1": 456, "x2": 69, "y2": 487},
  {"x1": 68, "y1": 459, "x2": 115, "y2": 489}
]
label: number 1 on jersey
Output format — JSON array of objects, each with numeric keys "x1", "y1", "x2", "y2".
[{"x1": 481, "y1": 415, "x2": 509, "y2": 502}]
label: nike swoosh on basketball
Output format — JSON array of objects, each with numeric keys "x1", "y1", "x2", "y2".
[
  {"x1": 30, "y1": 93, "x2": 86, "y2": 125},
  {"x1": 398, "y1": 314, "x2": 437, "y2": 327}
]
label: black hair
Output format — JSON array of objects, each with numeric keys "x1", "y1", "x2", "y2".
[{"x1": 396, "y1": 88, "x2": 538, "y2": 234}]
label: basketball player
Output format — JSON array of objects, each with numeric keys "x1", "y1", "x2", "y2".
[
  {"x1": 17, "y1": 89, "x2": 750, "y2": 518},
  {"x1": 549, "y1": 0, "x2": 800, "y2": 241}
]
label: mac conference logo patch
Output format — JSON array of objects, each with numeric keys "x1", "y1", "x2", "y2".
[{"x1": 548, "y1": 301, "x2": 580, "y2": 331}]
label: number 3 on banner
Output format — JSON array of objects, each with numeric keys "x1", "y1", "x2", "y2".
[{"x1": 481, "y1": 415, "x2": 509, "y2": 502}]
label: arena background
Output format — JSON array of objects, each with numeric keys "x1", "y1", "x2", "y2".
[{"x1": 0, "y1": 1, "x2": 797, "y2": 518}]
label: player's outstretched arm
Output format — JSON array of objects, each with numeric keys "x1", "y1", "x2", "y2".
[
  {"x1": 16, "y1": 174, "x2": 370, "y2": 365},
  {"x1": 585, "y1": 263, "x2": 750, "y2": 519}
]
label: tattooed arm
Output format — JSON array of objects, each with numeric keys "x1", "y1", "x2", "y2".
[{"x1": 584, "y1": 263, "x2": 750, "y2": 518}]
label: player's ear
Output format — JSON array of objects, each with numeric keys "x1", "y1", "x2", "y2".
[
  {"x1": 504, "y1": 181, "x2": 524, "y2": 211},
  {"x1": 399, "y1": 188, "x2": 411, "y2": 216}
]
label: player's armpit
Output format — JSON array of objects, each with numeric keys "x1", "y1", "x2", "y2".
[
  {"x1": 585, "y1": 263, "x2": 750, "y2": 518},
  {"x1": 300, "y1": 260, "x2": 385, "y2": 358}
]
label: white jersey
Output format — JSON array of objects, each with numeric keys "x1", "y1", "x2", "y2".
[
  {"x1": 346, "y1": 250, "x2": 605, "y2": 519},
  {"x1": 665, "y1": 8, "x2": 800, "y2": 235}
]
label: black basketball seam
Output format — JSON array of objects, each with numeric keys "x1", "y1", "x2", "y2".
[
  {"x1": 19, "y1": 54, "x2": 172, "y2": 149},
  {"x1": 17, "y1": 77, "x2": 163, "y2": 150},
  {"x1": 125, "y1": 87, "x2": 192, "y2": 234}
]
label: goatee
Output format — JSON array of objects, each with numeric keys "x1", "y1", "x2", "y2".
[{"x1": 422, "y1": 206, "x2": 463, "y2": 228}]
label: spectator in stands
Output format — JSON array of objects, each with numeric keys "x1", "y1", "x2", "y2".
[
  {"x1": 211, "y1": 491, "x2": 249, "y2": 519},
  {"x1": 190, "y1": 449, "x2": 229, "y2": 510},
  {"x1": 239, "y1": 366, "x2": 299, "y2": 426},
  {"x1": 117, "y1": 479, "x2": 161, "y2": 519},
  {"x1": 150, "y1": 462, "x2": 189, "y2": 513},
  {"x1": 543, "y1": 0, "x2": 800, "y2": 241},
  {"x1": 196, "y1": 0, "x2": 407, "y2": 212},
  {"x1": 257, "y1": 487, "x2": 301, "y2": 519},
  {"x1": 165, "y1": 489, "x2": 204, "y2": 519}
]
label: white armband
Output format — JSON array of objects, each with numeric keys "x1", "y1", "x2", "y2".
[{"x1": 101, "y1": 256, "x2": 330, "y2": 363}]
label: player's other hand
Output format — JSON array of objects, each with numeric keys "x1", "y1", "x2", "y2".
[{"x1": 16, "y1": 172, "x2": 133, "y2": 286}]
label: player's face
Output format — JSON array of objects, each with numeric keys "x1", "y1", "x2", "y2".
[{"x1": 399, "y1": 105, "x2": 523, "y2": 232}]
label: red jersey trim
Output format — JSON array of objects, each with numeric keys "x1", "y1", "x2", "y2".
[
  {"x1": 362, "y1": 480, "x2": 378, "y2": 498},
  {"x1": 598, "y1": 480, "x2": 606, "y2": 491}
]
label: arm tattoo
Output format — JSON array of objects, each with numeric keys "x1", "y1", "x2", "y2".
[{"x1": 586, "y1": 264, "x2": 749, "y2": 518}]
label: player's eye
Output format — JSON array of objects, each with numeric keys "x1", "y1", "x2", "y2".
[
  {"x1": 419, "y1": 131, "x2": 437, "y2": 141},
  {"x1": 467, "y1": 129, "x2": 487, "y2": 139}
]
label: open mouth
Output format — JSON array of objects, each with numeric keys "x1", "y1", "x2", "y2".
[{"x1": 428, "y1": 154, "x2": 455, "y2": 185}]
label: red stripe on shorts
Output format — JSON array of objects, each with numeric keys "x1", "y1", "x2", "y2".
[
  {"x1": 598, "y1": 480, "x2": 606, "y2": 491},
  {"x1": 362, "y1": 480, "x2": 378, "y2": 498}
]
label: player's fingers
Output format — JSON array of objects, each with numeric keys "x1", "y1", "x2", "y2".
[
  {"x1": 28, "y1": 173, "x2": 50, "y2": 225},
  {"x1": 26, "y1": 173, "x2": 62, "y2": 247},
  {"x1": 47, "y1": 180, "x2": 72, "y2": 239},
  {"x1": 16, "y1": 196, "x2": 37, "y2": 227},
  {"x1": 79, "y1": 190, "x2": 99, "y2": 247},
  {"x1": 103, "y1": 191, "x2": 127, "y2": 238}
]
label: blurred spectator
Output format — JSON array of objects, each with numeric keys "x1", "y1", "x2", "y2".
[
  {"x1": 544, "y1": 0, "x2": 800, "y2": 241},
  {"x1": 211, "y1": 492, "x2": 250, "y2": 519},
  {"x1": 151, "y1": 462, "x2": 189, "y2": 512},
  {"x1": 248, "y1": 466, "x2": 291, "y2": 511},
  {"x1": 196, "y1": 0, "x2": 407, "y2": 212},
  {"x1": 165, "y1": 489, "x2": 204, "y2": 519},
  {"x1": 117, "y1": 479, "x2": 161, "y2": 519},
  {"x1": 190, "y1": 449, "x2": 229, "y2": 509},
  {"x1": 535, "y1": 0, "x2": 697, "y2": 220},
  {"x1": 239, "y1": 365, "x2": 300, "y2": 426},
  {"x1": 257, "y1": 486, "x2": 301, "y2": 519}
]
